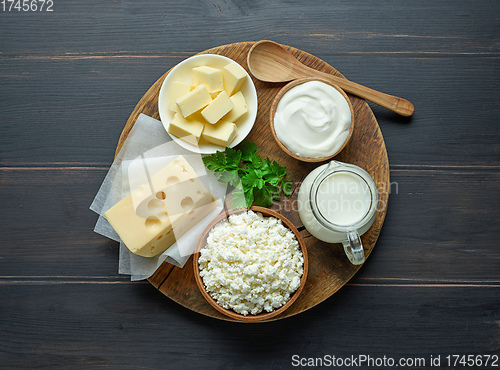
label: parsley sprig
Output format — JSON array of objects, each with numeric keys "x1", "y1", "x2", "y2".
[{"x1": 203, "y1": 140, "x2": 292, "y2": 208}]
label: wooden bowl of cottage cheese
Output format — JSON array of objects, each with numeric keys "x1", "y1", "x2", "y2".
[{"x1": 193, "y1": 207, "x2": 308, "y2": 322}]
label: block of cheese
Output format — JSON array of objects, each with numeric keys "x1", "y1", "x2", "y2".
[
  {"x1": 104, "y1": 156, "x2": 216, "y2": 257},
  {"x1": 162, "y1": 180, "x2": 216, "y2": 241},
  {"x1": 168, "y1": 113, "x2": 204, "y2": 146},
  {"x1": 192, "y1": 66, "x2": 223, "y2": 94},
  {"x1": 168, "y1": 81, "x2": 192, "y2": 112},
  {"x1": 222, "y1": 62, "x2": 247, "y2": 96},
  {"x1": 176, "y1": 84, "x2": 212, "y2": 118},
  {"x1": 201, "y1": 91, "x2": 233, "y2": 124},
  {"x1": 202, "y1": 120, "x2": 238, "y2": 147},
  {"x1": 223, "y1": 91, "x2": 248, "y2": 123}
]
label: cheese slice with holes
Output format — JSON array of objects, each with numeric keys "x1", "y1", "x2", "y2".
[{"x1": 104, "y1": 156, "x2": 216, "y2": 257}]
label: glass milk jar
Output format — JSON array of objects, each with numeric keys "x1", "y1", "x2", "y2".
[{"x1": 297, "y1": 160, "x2": 379, "y2": 265}]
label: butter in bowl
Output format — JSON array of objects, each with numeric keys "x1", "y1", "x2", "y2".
[{"x1": 158, "y1": 54, "x2": 258, "y2": 154}]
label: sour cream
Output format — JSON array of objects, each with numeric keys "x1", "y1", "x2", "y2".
[{"x1": 273, "y1": 80, "x2": 352, "y2": 158}]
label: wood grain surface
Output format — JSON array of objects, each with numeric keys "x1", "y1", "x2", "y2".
[
  {"x1": 1, "y1": 0, "x2": 499, "y2": 367},
  {"x1": 115, "y1": 42, "x2": 389, "y2": 321}
]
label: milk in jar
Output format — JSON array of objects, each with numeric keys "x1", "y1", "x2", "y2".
[{"x1": 298, "y1": 161, "x2": 379, "y2": 262}]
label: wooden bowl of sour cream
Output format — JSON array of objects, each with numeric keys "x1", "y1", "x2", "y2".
[
  {"x1": 270, "y1": 77, "x2": 355, "y2": 163},
  {"x1": 193, "y1": 206, "x2": 308, "y2": 322}
]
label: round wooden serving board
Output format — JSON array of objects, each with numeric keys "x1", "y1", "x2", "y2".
[{"x1": 116, "y1": 41, "x2": 390, "y2": 322}]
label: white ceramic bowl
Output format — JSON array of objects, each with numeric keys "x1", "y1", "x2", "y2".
[{"x1": 158, "y1": 54, "x2": 258, "y2": 154}]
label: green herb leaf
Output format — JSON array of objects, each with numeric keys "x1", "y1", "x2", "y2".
[
  {"x1": 224, "y1": 147, "x2": 242, "y2": 168},
  {"x1": 242, "y1": 169, "x2": 265, "y2": 190},
  {"x1": 217, "y1": 170, "x2": 240, "y2": 187},
  {"x1": 271, "y1": 160, "x2": 287, "y2": 178},
  {"x1": 230, "y1": 184, "x2": 247, "y2": 209},
  {"x1": 282, "y1": 179, "x2": 293, "y2": 196},
  {"x1": 244, "y1": 186, "x2": 255, "y2": 208},
  {"x1": 239, "y1": 140, "x2": 258, "y2": 161},
  {"x1": 202, "y1": 141, "x2": 291, "y2": 208},
  {"x1": 253, "y1": 186, "x2": 273, "y2": 207}
]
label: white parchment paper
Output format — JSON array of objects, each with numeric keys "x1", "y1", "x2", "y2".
[{"x1": 90, "y1": 114, "x2": 227, "y2": 280}]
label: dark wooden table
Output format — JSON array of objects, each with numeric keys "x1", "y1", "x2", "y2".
[{"x1": 1, "y1": 1, "x2": 499, "y2": 368}]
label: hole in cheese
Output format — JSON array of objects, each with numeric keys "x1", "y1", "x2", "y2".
[
  {"x1": 145, "y1": 216, "x2": 161, "y2": 229},
  {"x1": 180, "y1": 196, "x2": 194, "y2": 211},
  {"x1": 148, "y1": 199, "x2": 164, "y2": 213},
  {"x1": 166, "y1": 176, "x2": 180, "y2": 186},
  {"x1": 156, "y1": 191, "x2": 166, "y2": 200}
]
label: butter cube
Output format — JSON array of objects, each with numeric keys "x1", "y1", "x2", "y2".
[
  {"x1": 176, "y1": 84, "x2": 212, "y2": 118},
  {"x1": 201, "y1": 91, "x2": 234, "y2": 124},
  {"x1": 223, "y1": 62, "x2": 247, "y2": 96},
  {"x1": 168, "y1": 81, "x2": 192, "y2": 112},
  {"x1": 202, "y1": 120, "x2": 238, "y2": 147},
  {"x1": 168, "y1": 113, "x2": 204, "y2": 146},
  {"x1": 224, "y1": 91, "x2": 248, "y2": 123},
  {"x1": 104, "y1": 156, "x2": 216, "y2": 257},
  {"x1": 193, "y1": 66, "x2": 223, "y2": 94}
]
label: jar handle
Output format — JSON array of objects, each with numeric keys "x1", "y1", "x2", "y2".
[{"x1": 342, "y1": 230, "x2": 365, "y2": 265}]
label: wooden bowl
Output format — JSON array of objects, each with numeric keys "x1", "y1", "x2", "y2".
[
  {"x1": 269, "y1": 77, "x2": 355, "y2": 163},
  {"x1": 193, "y1": 206, "x2": 308, "y2": 322}
]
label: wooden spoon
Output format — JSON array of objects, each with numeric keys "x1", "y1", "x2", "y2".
[{"x1": 247, "y1": 40, "x2": 414, "y2": 117}]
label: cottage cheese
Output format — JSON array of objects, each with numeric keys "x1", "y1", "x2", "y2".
[{"x1": 198, "y1": 210, "x2": 304, "y2": 316}]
